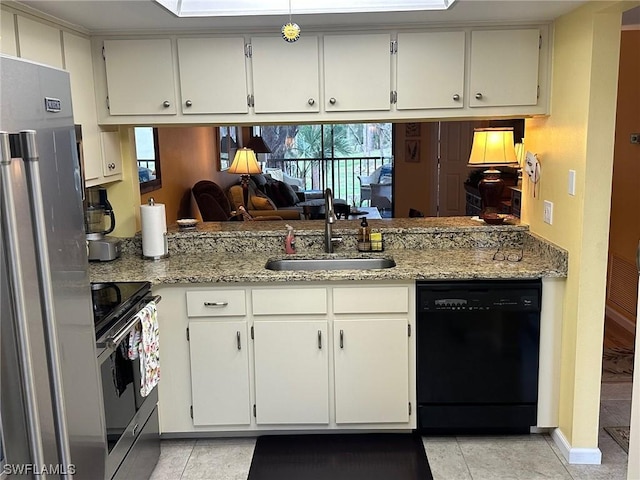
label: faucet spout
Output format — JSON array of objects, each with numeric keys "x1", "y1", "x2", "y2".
[{"x1": 324, "y1": 188, "x2": 342, "y2": 253}]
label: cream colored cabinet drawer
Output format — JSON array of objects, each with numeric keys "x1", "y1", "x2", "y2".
[
  {"x1": 252, "y1": 288, "x2": 327, "y2": 315},
  {"x1": 333, "y1": 286, "x2": 409, "y2": 314},
  {"x1": 186, "y1": 290, "x2": 246, "y2": 317}
]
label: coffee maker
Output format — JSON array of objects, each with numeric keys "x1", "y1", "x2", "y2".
[{"x1": 85, "y1": 186, "x2": 121, "y2": 261}]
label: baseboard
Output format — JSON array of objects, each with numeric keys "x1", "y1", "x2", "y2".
[
  {"x1": 551, "y1": 428, "x2": 602, "y2": 465},
  {"x1": 605, "y1": 305, "x2": 636, "y2": 334}
]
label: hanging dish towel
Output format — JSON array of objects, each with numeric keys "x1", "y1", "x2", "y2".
[{"x1": 128, "y1": 301, "x2": 160, "y2": 397}]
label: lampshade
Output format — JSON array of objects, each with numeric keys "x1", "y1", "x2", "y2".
[
  {"x1": 227, "y1": 148, "x2": 262, "y2": 175},
  {"x1": 468, "y1": 128, "x2": 519, "y2": 168},
  {"x1": 246, "y1": 135, "x2": 272, "y2": 154}
]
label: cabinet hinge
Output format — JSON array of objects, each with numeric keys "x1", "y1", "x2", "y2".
[
  {"x1": 245, "y1": 43, "x2": 252, "y2": 58},
  {"x1": 408, "y1": 324, "x2": 411, "y2": 337},
  {"x1": 247, "y1": 94, "x2": 255, "y2": 107},
  {"x1": 102, "y1": 46, "x2": 105, "y2": 60},
  {"x1": 190, "y1": 405, "x2": 193, "y2": 419},
  {"x1": 409, "y1": 402, "x2": 412, "y2": 416},
  {"x1": 390, "y1": 40, "x2": 398, "y2": 54},
  {"x1": 390, "y1": 91, "x2": 397, "y2": 105},
  {"x1": 106, "y1": 96, "x2": 110, "y2": 110},
  {"x1": 251, "y1": 326, "x2": 254, "y2": 339},
  {"x1": 186, "y1": 327, "x2": 190, "y2": 341},
  {"x1": 253, "y1": 404, "x2": 256, "y2": 417},
  {"x1": 537, "y1": 85, "x2": 540, "y2": 99},
  {"x1": 539, "y1": 35, "x2": 542, "y2": 49}
]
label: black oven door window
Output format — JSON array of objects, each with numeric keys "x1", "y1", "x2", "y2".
[{"x1": 100, "y1": 343, "x2": 143, "y2": 453}]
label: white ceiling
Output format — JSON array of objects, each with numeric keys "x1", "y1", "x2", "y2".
[{"x1": 16, "y1": 0, "x2": 596, "y2": 34}]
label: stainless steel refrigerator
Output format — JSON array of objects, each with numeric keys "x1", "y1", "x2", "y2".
[{"x1": 1, "y1": 55, "x2": 106, "y2": 479}]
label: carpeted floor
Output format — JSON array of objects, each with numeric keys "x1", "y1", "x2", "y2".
[
  {"x1": 604, "y1": 426, "x2": 630, "y2": 453},
  {"x1": 247, "y1": 433, "x2": 433, "y2": 480},
  {"x1": 601, "y1": 346, "x2": 634, "y2": 383}
]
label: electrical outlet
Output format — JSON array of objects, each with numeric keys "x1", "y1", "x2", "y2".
[{"x1": 543, "y1": 200, "x2": 553, "y2": 224}]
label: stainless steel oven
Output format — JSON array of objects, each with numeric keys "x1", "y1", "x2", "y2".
[{"x1": 92, "y1": 282, "x2": 161, "y2": 480}]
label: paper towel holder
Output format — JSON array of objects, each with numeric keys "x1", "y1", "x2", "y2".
[{"x1": 141, "y1": 197, "x2": 170, "y2": 260}]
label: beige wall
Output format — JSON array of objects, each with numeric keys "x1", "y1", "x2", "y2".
[{"x1": 523, "y1": 1, "x2": 635, "y2": 449}]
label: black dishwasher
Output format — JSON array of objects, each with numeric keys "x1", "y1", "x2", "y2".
[{"x1": 416, "y1": 279, "x2": 541, "y2": 434}]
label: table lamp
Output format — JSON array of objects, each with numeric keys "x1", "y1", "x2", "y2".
[
  {"x1": 467, "y1": 127, "x2": 519, "y2": 223},
  {"x1": 228, "y1": 147, "x2": 262, "y2": 208}
]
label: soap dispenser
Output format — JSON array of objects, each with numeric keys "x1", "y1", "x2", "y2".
[
  {"x1": 357, "y1": 217, "x2": 371, "y2": 252},
  {"x1": 285, "y1": 224, "x2": 296, "y2": 254}
]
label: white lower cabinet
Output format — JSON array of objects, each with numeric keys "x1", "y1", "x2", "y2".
[
  {"x1": 253, "y1": 320, "x2": 329, "y2": 424},
  {"x1": 155, "y1": 282, "x2": 416, "y2": 434},
  {"x1": 334, "y1": 319, "x2": 410, "y2": 424},
  {"x1": 188, "y1": 320, "x2": 251, "y2": 426}
]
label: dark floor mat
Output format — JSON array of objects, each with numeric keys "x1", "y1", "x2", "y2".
[{"x1": 247, "y1": 433, "x2": 433, "y2": 480}]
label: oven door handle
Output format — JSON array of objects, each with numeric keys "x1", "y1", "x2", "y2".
[{"x1": 105, "y1": 295, "x2": 161, "y2": 350}]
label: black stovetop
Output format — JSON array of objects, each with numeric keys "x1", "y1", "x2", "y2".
[{"x1": 91, "y1": 281, "x2": 151, "y2": 338}]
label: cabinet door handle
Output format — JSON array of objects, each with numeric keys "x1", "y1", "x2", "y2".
[
  {"x1": 475, "y1": 93, "x2": 483, "y2": 100},
  {"x1": 329, "y1": 97, "x2": 336, "y2": 105},
  {"x1": 452, "y1": 94, "x2": 460, "y2": 101},
  {"x1": 339, "y1": 329, "x2": 344, "y2": 349},
  {"x1": 237, "y1": 331, "x2": 241, "y2": 350},
  {"x1": 204, "y1": 301, "x2": 228, "y2": 307},
  {"x1": 185, "y1": 100, "x2": 193, "y2": 107},
  {"x1": 163, "y1": 100, "x2": 171, "y2": 108},
  {"x1": 318, "y1": 330, "x2": 322, "y2": 350},
  {"x1": 308, "y1": 98, "x2": 315, "y2": 106},
  {"x1": 108, "y1": 162, "x2": 116, "y2": 170}
]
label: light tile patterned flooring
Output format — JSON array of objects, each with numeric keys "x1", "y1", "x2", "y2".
[{"x1": 150, "y1": 383, "x2": 632, "y2": 480}]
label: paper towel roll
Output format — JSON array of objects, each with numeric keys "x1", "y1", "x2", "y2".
[{"x1": 141, "y1": 202, "x2": 168, "y2": 259}]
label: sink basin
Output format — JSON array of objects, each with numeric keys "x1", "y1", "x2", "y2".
[{"x1": 265, "y1": 257, "x2": 396, "y2": 271}]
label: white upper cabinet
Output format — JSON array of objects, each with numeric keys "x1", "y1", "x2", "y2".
[
  {"x1": 177, "y1": 37, "x2": 249, "y2": 115},
  {"x1": 323, "y1": 34, "x2": 392, "y2": 112},
  {"x1": 396, "y1": 31, "x2": 465, "y2": 110},
  {"x1": 16, "y1": 16, "x2": 63, "y2": 68},
  {"x1": 103, "y1": 39, "x2": 177, "y2": 115},
  {"x1": 469, "y1": 29, "x2": 540, "y2": 108},
  {"x1": 1, "y1": 9, "x2": 17, "y2": 56},
  {"x1": 251, "y1": 35, "x2": 320, "y2": 114}
]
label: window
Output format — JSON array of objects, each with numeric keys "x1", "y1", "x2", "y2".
[
  {"x1": 218, "y1": 126, "x2": 238, "y2": 170},
  {"x1": 135, "y1": 126, "x2": 162, "y2": 194}
]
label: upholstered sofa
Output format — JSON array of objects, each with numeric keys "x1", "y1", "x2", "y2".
[{"x1": 226, "y1": 174, "x2": 346, "y2": 220}]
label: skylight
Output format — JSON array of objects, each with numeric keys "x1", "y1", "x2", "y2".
[{"x1": 155, "y1": 0, "x2": 457, "y2": 17}]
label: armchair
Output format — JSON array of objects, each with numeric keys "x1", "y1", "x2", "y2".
[
  {"x1": 357, "y1": 164, "x2": 392, "y2": 206},
  {"x1": 370, "y1": 183, "x2": 392, "y2": 212}
]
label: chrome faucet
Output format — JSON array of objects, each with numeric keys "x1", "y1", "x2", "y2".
[{"x1": 324, "y1": 188, "x2": 342, "y2": 253}]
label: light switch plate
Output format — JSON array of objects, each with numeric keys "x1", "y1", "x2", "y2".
[
  {"x1": 568, "y1": 170, "x2": 576, "y2": 196},
  {"x1": 543, "y1": 200, "x2": 553, "y2": 224}
]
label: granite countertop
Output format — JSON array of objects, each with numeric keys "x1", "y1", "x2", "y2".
[
  {"x1": 89, "y1": 247, "x2": 566, "y2": 285},
  {"x1": 90, "y1": 217, "x2": 567, "y2": 285}
]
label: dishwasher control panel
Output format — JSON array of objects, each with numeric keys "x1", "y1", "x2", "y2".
[{"x1": 417, "y1": 280, "x2": 541, "y2": 312}]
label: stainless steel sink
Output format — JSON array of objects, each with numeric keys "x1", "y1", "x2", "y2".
[{"x1": 265, "y1": 257, "x2": 396, "y2": 271}]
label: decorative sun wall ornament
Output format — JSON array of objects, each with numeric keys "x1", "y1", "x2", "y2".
[{"x1": 281, "y1": 0, "x2": 300, "y2": 42}]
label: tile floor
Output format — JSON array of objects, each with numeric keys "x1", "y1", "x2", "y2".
[{"x1": 150, "y1": 383, "x2": 632, "y2": 480}]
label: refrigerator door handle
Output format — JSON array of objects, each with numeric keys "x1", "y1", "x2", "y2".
[
  {"x1": 0, "y1": 132, "x2": 47, "y2": 472},
  {"x1": 15, "y1": 130, "x2": 74, "y2": 479}
]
